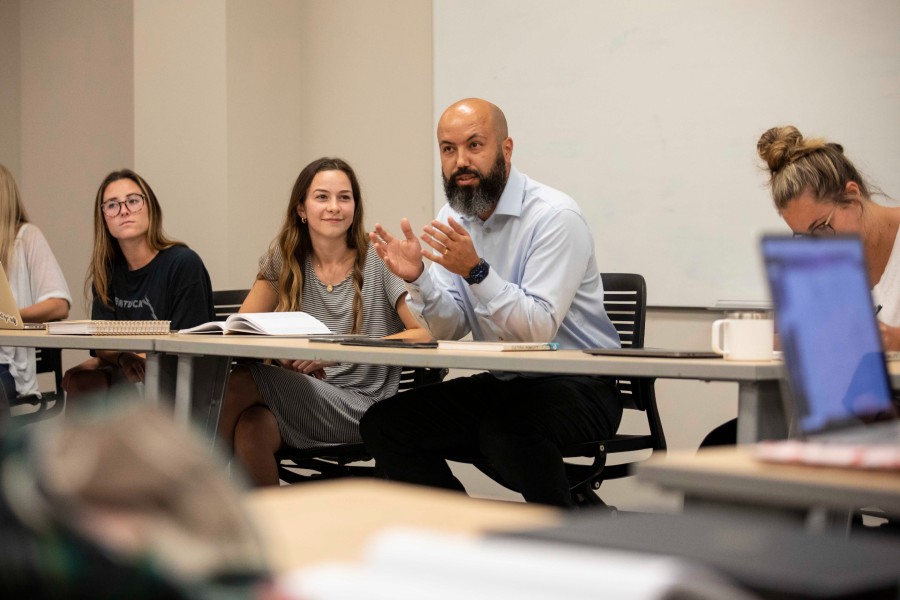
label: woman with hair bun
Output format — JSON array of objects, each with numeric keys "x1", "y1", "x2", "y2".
[
  {"x1": 757, "y1": 125, "x2": 900, "y2": 347},
  {"x1": 702, "y1": 126, "x2": 898, "y2": 448}
]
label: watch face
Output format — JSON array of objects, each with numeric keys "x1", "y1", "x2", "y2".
[{"x1": 465, "y1": 259, "x2": 490, "y2": 284}]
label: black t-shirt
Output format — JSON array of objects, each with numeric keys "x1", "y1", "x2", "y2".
[{"x1": 92, "y1": 245, "x2": 215, "y2": 330}]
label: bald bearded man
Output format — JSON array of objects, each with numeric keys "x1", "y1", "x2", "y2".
[{"x1": 361, "y1": 98, "x2": 622, "y2": 507}]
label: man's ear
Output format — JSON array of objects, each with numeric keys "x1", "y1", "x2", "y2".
[{"x1": 503, "y1": 137, "x2": 514, "y2": 170}]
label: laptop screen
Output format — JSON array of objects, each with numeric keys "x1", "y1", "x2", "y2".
[{"x1": 761, "y1": 235, "x2": 894, "y2": 436}]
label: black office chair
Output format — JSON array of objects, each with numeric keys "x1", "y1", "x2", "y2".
[
  {"x1": 7, "y1": 347, "x2": 66, "y2": 426},
  {"x1": 455, "y1": 273, "x2": 666, "y2": 506},
  {"x1": 562, "y1": 273, "x2": 665, "y2": 504},
  {"x1": 276, "y1": 366, "x2": 447, "y2": 483},
  {"x1": 212, "y1": 289, "x2": 250, "y2": 320}
]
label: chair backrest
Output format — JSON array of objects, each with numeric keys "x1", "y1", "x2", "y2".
[
  {"x1": 600, "y1": 273, "x2": 651, "y2": 412},
  {"x1": 212, "y1": 289, "x2": 249, "y2": 320},
  {"x1": 556, "y1": 273, "x2": 664, "y2": 504},
  {"x1": 398, "y1": 365, "x2": 447, "y2": 392},
  {"x1": 600, "y1": 273, "x2": 646, "y2": 349}
]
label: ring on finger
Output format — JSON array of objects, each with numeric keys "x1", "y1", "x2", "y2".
[{"x1": 443, "y1": 247, "x2": 450, "y2": 255}]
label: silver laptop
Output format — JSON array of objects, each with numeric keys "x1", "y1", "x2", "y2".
[
  {"x1": 0, "y1": 262, "x2": 25, "y2": 330},
  {"x1": 761, "y1": 235, "x2": 899, "y2": 445}
]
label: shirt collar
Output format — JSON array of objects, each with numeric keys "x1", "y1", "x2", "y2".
[{"x1": 456, "y1": 166, "x2": 525, "y2": 224}]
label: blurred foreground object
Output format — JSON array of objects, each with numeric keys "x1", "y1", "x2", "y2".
[{"x1": 0, "y1": 403, "x2": 271, "y2": 599}]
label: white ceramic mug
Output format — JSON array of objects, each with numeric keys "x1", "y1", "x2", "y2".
[{"x1": 711, "y1": 312, "x2": 774, "y2": 361}]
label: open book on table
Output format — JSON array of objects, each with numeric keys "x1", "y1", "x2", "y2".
[{"x1": 178, "y1": 312, "x2": 331, "y2": 337}]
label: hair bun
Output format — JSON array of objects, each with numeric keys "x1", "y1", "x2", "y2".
[{"x1": 757, "y1": 126, "x2": 804, "y2": 172}]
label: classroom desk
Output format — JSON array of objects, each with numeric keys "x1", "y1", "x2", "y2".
[
  {"x1": 0, "y1": 329, "x2": 176, "y2": 411},
  {"x1": 636, "y1": 447, "x2": 900, "y2": 519},
  {"x1": 155, "y1": 334, "x2": 788, "y2": 442},
  {"x1": 245, "y1": 478, "x2": 900, "y2": 600},
  {"x1": 6, "y1": 328, "x2": 900, "y2": 445},
  {"x1": 0, "y1": 328, "x2": 163, "y2": 352},
  {"x1": 243, "y1": 478, "x2": 560, "y2": 574}
]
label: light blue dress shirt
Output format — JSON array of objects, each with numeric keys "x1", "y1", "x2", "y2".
[{"x1": 405, "y1": 167, "x2": 620, "y2": 353}]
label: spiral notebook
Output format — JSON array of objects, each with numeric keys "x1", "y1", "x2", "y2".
[{"x1": 45, "y1": 320, "x2": 172, "y2": 336}]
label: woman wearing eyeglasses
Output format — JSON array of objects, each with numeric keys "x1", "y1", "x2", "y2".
[
  {"x1": 0, "y1": 164, "x2": 71, "y2": 422},
  {"x1": 703, "y1": 125, "x2": 898, "y2": 447},
  {"x1": 62, "y1": 169, "x2": 215, "y2": 403},
  {"x1": 757, "y1": 125, "x2": 900, "y2": 347}
]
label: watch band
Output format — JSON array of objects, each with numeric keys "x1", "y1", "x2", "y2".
[{"x1": 464, "y1": 258, "x2": 490, "y2": 285}]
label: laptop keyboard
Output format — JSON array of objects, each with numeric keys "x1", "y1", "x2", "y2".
[{"x1": 754, "y1": 439, "x2": 900, "y2": 470}]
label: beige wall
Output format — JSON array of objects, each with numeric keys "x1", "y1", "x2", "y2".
[
  {"x1": 19, "y1": 0, "x2": 134, "y2": 317},
  {"x1": 131, "y1": 0, "x2": 433, "y2": 290},
  {"x1": 294, "y1": 1, "x2": 435, "y2": 233},
  {"x1": 0, "y1": 0, "x2": 21, "y2": 180},
  {"x1": 9, "y1": 0, "x2": 433, "y2": 297},
  {"x1": 134, "y1": 0, "x2": 229, "y2": 285},
  {"x1": 225, "y1": 0, "x2": 306, "y2": 288}
]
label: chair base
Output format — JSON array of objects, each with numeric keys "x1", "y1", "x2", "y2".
[
  {"x1": 8, "y1": 393, "x2": 65, "y2": 426},
  {"x1": 276, "y1": 443, "x2": 375, "y2": 484}
]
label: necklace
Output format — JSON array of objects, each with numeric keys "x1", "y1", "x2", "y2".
[{"x1": 314, "y1": 254, "x2": 355, "y2": 293}]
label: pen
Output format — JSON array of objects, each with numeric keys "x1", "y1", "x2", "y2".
[{"x1": 875, "y1": 304, "x2": 883, "y2": 316}]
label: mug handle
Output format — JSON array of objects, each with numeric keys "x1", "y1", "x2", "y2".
[{"x1": 711, "y1": 319, "x2": 728, "y2": 355}]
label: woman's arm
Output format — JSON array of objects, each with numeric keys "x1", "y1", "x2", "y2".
[
  {"x1": 240, "y1": 280, "x2": 279, "y2": 313},
  {"x1": 19, "y1": 224, "x2": 72, "y2": 323},
  {"x1": 384, "y1": 292, "x2": 431, "y2": 341},
  {"x1": 880, "y1": 323, "x2": 900, "y2": 352},
  {"x1": 20, "y1": 298, "x2": 69, "y2": 323},
  {"x1": 241, "y1": 279, "x2": 323, "y2": 373}
]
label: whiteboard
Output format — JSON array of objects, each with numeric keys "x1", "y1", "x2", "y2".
[{"x1": 433, "y1": 0, "x2": 900, "y2": 307}]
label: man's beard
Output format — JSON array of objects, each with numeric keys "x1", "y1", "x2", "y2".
[{"x1": 443, "y1": 150, "x2": 507, "y2": 218}]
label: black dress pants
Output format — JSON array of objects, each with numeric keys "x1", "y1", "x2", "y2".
[{"x1": 360, "y1": 372, "x2": 623, "y2": 507}]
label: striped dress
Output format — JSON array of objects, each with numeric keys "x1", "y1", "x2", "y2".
[{"x1": 246, "y1": 244, "x2": 407, "y2": 449}]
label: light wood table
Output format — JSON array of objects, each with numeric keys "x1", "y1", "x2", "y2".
[
  {"x1": 242, "y1": 479, "x2": 560, "y2": 574},
  {"x1": 155, "y1": 335, "x2": 788, "y2": 442},
  {"x1": 0, "y1": 329, "x2": 174, "y2": 403},
  {"x1": 636, "y1": 447, "x2": 900, "y2": 517},
  {"x1": 6, "y1": 328, "x2": 900, "y2": 444},
  {"x1": 0, "y1": 328, "x2": 165, "y2": 352}
]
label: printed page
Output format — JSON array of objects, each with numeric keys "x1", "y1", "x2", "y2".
[
  {"x1": 178, "y1": 321, "x2": 228, "y2": 334},
  {"x1": 224, "y1": 312, "x2": 331, "y2": 336}
]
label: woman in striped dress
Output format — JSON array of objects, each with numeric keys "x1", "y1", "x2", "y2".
[{"x1": 218, "y1": 157, "x2": 424, "y2": 486}]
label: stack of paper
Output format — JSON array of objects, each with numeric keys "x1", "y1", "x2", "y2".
[{"x1": 277, "y1": 529, "x2": 752, "y2": 600}]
